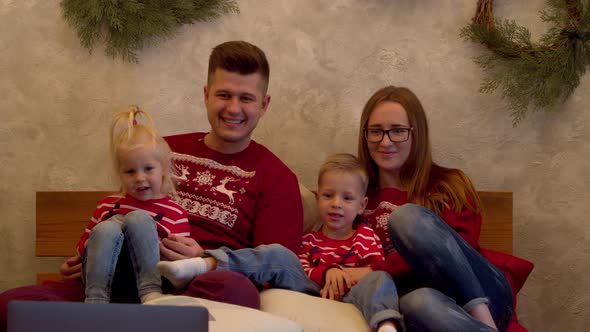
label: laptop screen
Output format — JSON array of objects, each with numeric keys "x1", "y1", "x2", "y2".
[{"x1": 8, "y1": 301, "x2": 208, "y2": 332}]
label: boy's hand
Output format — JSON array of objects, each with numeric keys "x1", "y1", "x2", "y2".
[
  {"x1": 59, "y1": 254, "x2": 82, "y2": 280},
  {"x1": 342, "y1": 266, "x2": 372, "y2": 283},
  {"x1": 321, "y1": 268, "x2": 352, "y2": 301},
  {"x1": 160, "y1": 234, "x2": 203, "y2": 261}
]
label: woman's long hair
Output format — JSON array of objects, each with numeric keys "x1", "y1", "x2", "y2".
[{"x1": 357, "y1": 86, "x2": 481, "y2": 214}]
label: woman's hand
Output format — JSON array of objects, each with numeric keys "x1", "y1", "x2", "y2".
[
  {"x1": 59, "y1": 254, "x2": 82, "y2": 280},
  {"x1": 159, "y1": 234, "x2": 203, "y2": 261},
  {"x1": 321, "y1": 268, "x2": 352, "y2": 301},
  {"x1": 342, "y1": 266, "x2": 372, "y2": 283}
]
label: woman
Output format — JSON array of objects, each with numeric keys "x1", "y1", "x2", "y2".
[{"x1": 349, "y1": 86, "x2": 514, "y2": 331}]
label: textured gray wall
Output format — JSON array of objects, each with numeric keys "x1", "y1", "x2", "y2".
[{"x1": 1, "y1": 0, "x2": 589, "y2": 330}]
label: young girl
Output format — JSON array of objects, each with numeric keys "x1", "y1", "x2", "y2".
[
  {"x1": 157, "y1": 153, "x2": 402, "y2": 332},
  {"x1": 77, "y1": 106, "x2": 189, "y2": 304}
]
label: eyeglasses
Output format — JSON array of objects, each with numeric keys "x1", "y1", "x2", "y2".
[{"x1": 364, "y1": 127, "x2": 413, "y2": 143}]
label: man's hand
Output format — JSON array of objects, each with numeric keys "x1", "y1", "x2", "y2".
[
  {"x1": 159, "y1": 234, "x2": 203, "y2": 261},
  {"x1": 320, "y1": 268, "x2": 352, "y2": 301},
  {"x1": 59, "y1": 254, "x2": 82, "y2": 280}
]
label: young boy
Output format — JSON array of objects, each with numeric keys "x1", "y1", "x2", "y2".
[{"x1": 158, "y1": 153, "x2": 402, "y2": 332}]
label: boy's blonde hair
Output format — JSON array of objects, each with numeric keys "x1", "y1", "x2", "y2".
[
  {"x1": 318, "y1": 153, "x2": 369, "y2": 195},
  {"x1": 110, "y1": 105, "x2": 176, "y2": 198}
]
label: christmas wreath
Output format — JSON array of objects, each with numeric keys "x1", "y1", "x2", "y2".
[
  {"x1": 461, "y1": 0, "x2": 589, "y2": 125},
  {"x1": 61, "y1": 0, "x2": 239, "y2": 63}
]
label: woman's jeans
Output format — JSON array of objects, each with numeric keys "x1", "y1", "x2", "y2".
[
  {"x1": 82, "y1": 210, "x2": 161, "y2": 303},
  {"x1": 205, "y1": 244, "x2": 403, "y2": 329},
  {"x1": 390, "y1": 204, "x2": 514, "y2": 332}
]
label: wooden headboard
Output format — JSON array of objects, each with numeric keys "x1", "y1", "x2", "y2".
[{"x1": 35, "y1": 191, "x2": 512, "y2": 283}]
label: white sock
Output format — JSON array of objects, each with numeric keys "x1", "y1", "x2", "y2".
[
  {"x1": 377, "y1": 321, "x2": 398, "y2": 332},
  {"x1": 156, "y1": 257, "x2": 210, "y2": 289}
]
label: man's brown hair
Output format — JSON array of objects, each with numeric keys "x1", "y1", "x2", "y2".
[{"x1": 207, "y1": 41, "x2": 270, "y2": 94}]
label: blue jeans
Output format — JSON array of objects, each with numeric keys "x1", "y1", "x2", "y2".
[
  {"x1": 205, "y1": 244, "x2": 403, "y2": 329},
  {"x1": 82, "y1": 210, "x2": 161, "y2": 303},
  {"x1": 389, "y1": 204, "x2": 514, "y2": 332}
]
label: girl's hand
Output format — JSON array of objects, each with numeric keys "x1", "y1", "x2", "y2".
[
  {"x1": 321, "y1": 268, "x2": 352, "y2": 301},
  {"x1": 59, "y1": 254, "x2": 82, "y2": 280},
  {"x1": 159, "y1": 234, "x2": 203, "y2": 261}
]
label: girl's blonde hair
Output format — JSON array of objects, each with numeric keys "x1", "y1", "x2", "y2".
[
  {"x1": 110, "y1": 105, "x2": 176, "y2": 198},
  {"x1": 357, "y1": 86, "x2": 482, "y2": 215}
]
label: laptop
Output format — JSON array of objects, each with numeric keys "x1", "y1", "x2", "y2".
[{"x1": 7, "y1": 301, "x2": 208, "y2": 332}]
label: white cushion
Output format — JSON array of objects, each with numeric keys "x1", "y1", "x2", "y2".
[
  {"x1": 260, "y1": 289, "x2": 371, "y2": 332},
  {"x1": 146, "y1": 295, "x2": 303, "y2": 332}
]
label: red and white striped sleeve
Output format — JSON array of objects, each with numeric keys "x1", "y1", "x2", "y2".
[
  {"x1": 76, "y1": 195, "x2": 122, "y2": 256},
  {"x1": 356, "y1": 224, "x2": 385, "y2": 267},
  {"x1": 149, "y1": 198, "x2": 190, "y2": 239}
]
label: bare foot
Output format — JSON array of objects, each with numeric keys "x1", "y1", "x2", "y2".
[{"x1": 469, "y1": 303, "x2": 498, "y2": 330}]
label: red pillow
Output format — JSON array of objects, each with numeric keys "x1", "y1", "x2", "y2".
[
  {"x1": 480, "y1": 248, "x2": 534, "y2": 296},
  {"x1": 481, "y1": 249, "x2": 533, "y2": 332},
  {"x1": 506, "y1": 312, "x2": 529, "y2": 332}
]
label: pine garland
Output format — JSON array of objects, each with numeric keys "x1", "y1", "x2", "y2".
[
  {"x1": 461, "y1": 0, "x2": 590, "y2": 125},
  {"x1": 61, "y1": 0, "x2": 239, "y2": 63}
]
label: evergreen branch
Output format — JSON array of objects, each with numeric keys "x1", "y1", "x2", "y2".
[
  {"x1": 60, "y1": 0, "x2": 239, "y2": 62},
  {"x1": 461, "y1": 0, "x2": 590, "y2": 125}
]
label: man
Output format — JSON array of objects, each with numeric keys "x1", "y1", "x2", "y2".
[
  {"x1": 158, "y1": 40, "x2": 303, "y2": 304},
  {"x1": 0, "y1": 41, "x2": 303, "y2": 330}
]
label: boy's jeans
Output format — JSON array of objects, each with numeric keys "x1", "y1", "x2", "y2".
[
  {"x1": 390, "y1": 203, "x2": 514, "y2": 332},
  {"x1": 82, "y1": 210, "x2": 161, "y2": 303},
  {"x1": 205, "y1": 244, "x2": 404, "y2": 329}
]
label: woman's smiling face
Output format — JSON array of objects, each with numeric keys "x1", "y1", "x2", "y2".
[{"x1": 366, "y1": 101, "x2": 413, "y2": 177}]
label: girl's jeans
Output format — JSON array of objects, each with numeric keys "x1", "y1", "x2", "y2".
[
  {"x1": 205, "y1": 244, "x2": 403, "y2": 329},
  {"x1": 82, "y1": 210, "x2": 161, "y2": 303},
  {"x1": 390, "y1": 203, "x2": 514, "y2": 332}
]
